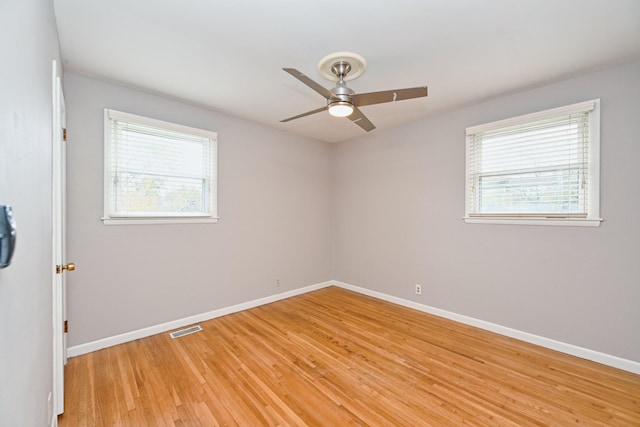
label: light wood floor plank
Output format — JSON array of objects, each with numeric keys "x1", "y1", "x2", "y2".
[{"x1": 59, "y1": 287, "x2": 640, "y2": 426}]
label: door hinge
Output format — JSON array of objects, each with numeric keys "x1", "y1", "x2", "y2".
[
  {"x1": 64, "y1": 320, "x2": 68, "y2": 333},
  {"x1": 63, "y1": 128, "x2": 67, "y2": 141}
]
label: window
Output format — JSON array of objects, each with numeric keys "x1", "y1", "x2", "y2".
[
  {"x1": 465, "y1": 100, "x2": 601, "y2": 226},
  {"x1": 103, "y1": 109, "x2": 218, "y2": 225}
]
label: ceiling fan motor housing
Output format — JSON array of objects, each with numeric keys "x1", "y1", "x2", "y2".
[{"x1": 329, "y1": 83, "x2": 355, "y2": 108}]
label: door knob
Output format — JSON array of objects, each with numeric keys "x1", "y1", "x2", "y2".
[{"x1": 56, "y1": 263, "x2": 76, "y2": 274}]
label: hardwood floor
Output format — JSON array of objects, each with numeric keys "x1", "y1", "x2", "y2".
[{"x1": 59, "y1": 287, "x2": 640, "y2": 426}]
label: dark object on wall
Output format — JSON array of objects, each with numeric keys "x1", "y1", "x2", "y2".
[{"x1": 0, "y1": 205, "x2": 17, "y2": 268}]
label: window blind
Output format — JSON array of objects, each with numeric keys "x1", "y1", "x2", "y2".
[
  {"x1": 105, "y1": 109, "x2": 217, "y2": 218},
  {"x1": 465, "y1": 100, "x2": 597, "y2": 220}
]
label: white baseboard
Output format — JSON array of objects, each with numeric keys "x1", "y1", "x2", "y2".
[
  {"x1": 331, "y1": 280, "x2": 640, "y2": 375},
  {"x1": 68, "y1": 279, "x2": 640, "y2": 375},
  {"x1": 67, "y1": 281, "x2": 334, "y2": 357}
]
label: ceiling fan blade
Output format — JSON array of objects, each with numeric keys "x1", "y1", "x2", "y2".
[
  {"x1": 348, "y1": 107, "x2": 376, "y2": 132},
  {"x1": 280, "y1": 106, "x2": 327, "y2": 123},
  {"x1": 283, "y1": 68, "x2": 335, "y2": 100},
  {"x1": 352, "y1": 87, "x2": 428, "y2": 107}
]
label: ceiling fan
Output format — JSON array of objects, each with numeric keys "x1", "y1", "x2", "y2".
[{"x1": 281, "y1": 52, "x2": 428, "y2": 132}]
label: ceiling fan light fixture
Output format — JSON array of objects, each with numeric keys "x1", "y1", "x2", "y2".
[{"x1": 328, "y1": 101, "x2": 354, "y2": 117}]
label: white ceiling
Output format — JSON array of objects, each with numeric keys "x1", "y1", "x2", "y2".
[{"x1": 53, "y1": 0, "x2": 640, "y2": 143}]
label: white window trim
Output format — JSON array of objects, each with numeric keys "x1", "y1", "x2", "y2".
[
  {"x1": 464, "y1": 100, "x2": 602, "y2": 227},
  {"x1": 102, "y1": 109, "x2": 219, "y2": 225}
]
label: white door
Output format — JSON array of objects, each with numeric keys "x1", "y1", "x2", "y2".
[{"x1": 52, "y1": 60, "x2": 72, "y2": 417}]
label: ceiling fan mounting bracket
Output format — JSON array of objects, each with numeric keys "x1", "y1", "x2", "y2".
[
  {"x1": 331, "y1": 61, "x2": 351, "y2": 80},
  {"x1": 318, "y1": 51, "x2": 366, "y2": 82}
]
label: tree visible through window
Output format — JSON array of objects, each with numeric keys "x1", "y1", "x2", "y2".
[
  {"x1": 104, "y1": 109, "x2": 218, "y2": 224},
  {"x1": 464, "y1": 100, "x2": 601, "y2": 226}
]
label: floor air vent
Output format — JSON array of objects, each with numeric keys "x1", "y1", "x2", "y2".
[{"x1": 169, "y1": 325, "x2": 203, "y2": 339}]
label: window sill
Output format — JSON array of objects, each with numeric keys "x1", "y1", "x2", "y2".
[
  {"x1": 102, "y1": 217, "x2": 219, "y2": 225},
  {"x1": 463, "y1": 217, "x2": 602, "y2": 227}
]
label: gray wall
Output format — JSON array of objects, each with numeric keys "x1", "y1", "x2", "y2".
[
  {"x1": 64, "y1": 74, "x2": 333, "y2": 346},
  {"x1": 0, "y1": 0, "x2": 61, "y2": 425},
  {"x1": 333, "y1": 60, "x2": 640, "y2": 363}
]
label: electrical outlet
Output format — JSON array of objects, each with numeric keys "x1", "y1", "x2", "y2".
[
  {"x1": 415, "y1": 284, "x2": 422, "y2": 295},
  {"x1": 276, "y1": 279, "x2": 281, "y2": 287}
]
